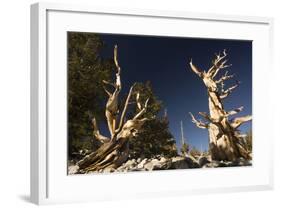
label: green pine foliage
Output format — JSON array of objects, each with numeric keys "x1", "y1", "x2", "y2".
[
  {"x1": 129, "y1": 117, "x2": 178, "y2": 159},
  {"x1": 128, "y1": 82, "x2": 178, "y2": 159},
  {"x1": 67, "y1": 32, "x2": 114, "y2": 158}
]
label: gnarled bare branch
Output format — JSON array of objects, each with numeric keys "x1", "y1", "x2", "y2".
[
  {"x1": 208, "y1": 50, "x2": 232, "y2": 78},
  {"x1": 102, "y1": 46, "x2": 122, "y2": 97},
  {"x1": 231, "y1": 115, "x2": 252, "y2": 129},
  {"x1": 224, "y1": 106, "x2": 244, "y2": 117},
  {"x1": 189, "y1": 59, "x2": 204, "y2": 77},
  {"x1": 220, "y1": 82, "x2": 239, "y2": 99},
  {"x1": 215, "y1": 71, "x2": 235, "y2": 84},
  {"x1": 133, "y1": 98, "x2": 149, "y2": 120},
  {"x1": 116, "y1": 84, "x2": 135, "y2": 133},
  {"x1": 92, "y1": 118, "x2": 110, "y2": 143},
  {"x1": 116, "y1": 96, "x2": 151, "y2": 140},
  {"x1": 103, "y1": 86, "x2": 112, "y2": 97},
  {"x1": 113, "y1": 45, "x2": 121, "y2": 88},
  {"x1": 102, "y1": 80, "x2": 116, "y2": 88},
  {"x1": 189, "y1": 112, "x2": 208, "y2": 129},
  {"x1": 136, "y1": 92, "x2": 142, "y2": 110},
  {"x1": 114, "y1": 45, "x2": 121, "y2": 75},
  {"x1": 103, "y1": 45, "x2": 123, "y2": 137}
]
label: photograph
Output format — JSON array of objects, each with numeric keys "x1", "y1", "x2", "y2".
[{"x1": 67, "y1": 32, "x2": 252, "y2": 175}]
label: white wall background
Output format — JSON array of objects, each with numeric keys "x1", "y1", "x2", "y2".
[{"x1": 0, "y1": 0, "x2": 280, "y2": 207}]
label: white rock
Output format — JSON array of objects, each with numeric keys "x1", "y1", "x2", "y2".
[
  {"x1": 137, "y1": 158, "x2": 148, "y2": 169},
  {"x1": 68, "y1": 165, "x2": 79, "y2": 174}
]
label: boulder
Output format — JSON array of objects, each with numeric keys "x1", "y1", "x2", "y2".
[
  {"x1": 124, "y1": 159, "x2": 137, "y2": 168},
  {"x1": 171, "y1": 157, "x2": 189, "y2": 169},
  {"x1": 68, "y1": 165, "x2": 79, "y2": 174},
  {"x1": 227, "y1": 158, "x2": 252, "y2": 167},
  {"x1": 143, "y1": 157, "x2": 172, "y2": 171},
  {"x1": 170, "y1": 156, "x2": 199, "y2": 169},
  {"x1": 143, "y1": 159, "x2": 158, "y2": 171},
  {"x1": 103, "y1": 167, "x2": 115, "y2": 173},
  {"x1": 203, "y1": 160, "x2": 220, "y2": 168},
  {"x1": 137, "y1": 158, "x2": 148, "y2": 169},
  {"x1": 202, "y1": 158, "x2": 252, "y2": 168}
]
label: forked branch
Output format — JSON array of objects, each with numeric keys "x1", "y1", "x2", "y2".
[
  {"x1": 103, "y1": 45, "x2": 122, "y2": 96},
  {"x1": 189, "y1": 112, "x2": 208, "y2": 129},
  {"x1": 102, "y1": 45, "x2": 123, "y2": 137},
  {"x1": 133, "y1": 98, "x2": 149, "y2": 120},
  {"x1": 208, "y1": 50, "x2": 232, "y2": 78},
  {"x1": 215, "y1": 71, "x2": 235, "y2": 84},
  {"x1": 102, "y1": 80, "x2": 116, "y2": 88},
  {"x1": 92, "y1": 118, "x2": 110, "y2": 143},
  {"x1": 116, "y1": 84, "x2": 136, "y2": 133},
  {"x1": 220, "y1": 82, "x2": 240, "y2": 99}
]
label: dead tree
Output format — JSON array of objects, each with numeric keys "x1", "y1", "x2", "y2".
[
  {"x1": 180, "y1": 121, "x2": 189, "y2": 156},
  {"x1": 188, "y1": 50, "x2": 252, "y2": 161},
  {"x1": 77, "y1": 45, "x2": 150, "y2": 173}
]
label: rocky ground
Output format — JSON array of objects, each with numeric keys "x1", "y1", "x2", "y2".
[{"x1": 68, "y1": 155, "x2": 252, "y2": 175}]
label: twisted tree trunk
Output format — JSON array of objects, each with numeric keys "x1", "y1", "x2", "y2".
[
  {"x1": 77, "y1": 45, "x2": 150, "y2": 173},
  {"x1": 78, "y1": 137, "x2": 129, "y2": 172},
  {"x1": 189, "y1": 50, "x2": 252, "y2": 161}
]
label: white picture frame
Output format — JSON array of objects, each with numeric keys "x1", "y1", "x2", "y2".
[{"x1": 30, "y1": 2, "x2": 274, "y2": 205}]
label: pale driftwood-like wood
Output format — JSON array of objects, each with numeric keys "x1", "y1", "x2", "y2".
[
  {"x1": 77, "y1": 45, "x2": 150, "y2": 172},
  {"x1": 102, "y1": 45, "x2": 122, "y2": 137},
  {"x1": 188, "y1": 50, "x2": 252, "y2": 161},
  {"x1": 91, "y1": 118, "x2": 110, "y2": 144}
]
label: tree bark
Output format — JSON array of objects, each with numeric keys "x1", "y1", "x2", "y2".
[
  {"x1": 189, "y1": 50, "x2": 252, "y2": 161},
  {"x1": 76, "y1": 45, "x2": 150, "y2": 173},
  {"x1": 78, "y1": 137, "x2": 129, "y2": 172}
]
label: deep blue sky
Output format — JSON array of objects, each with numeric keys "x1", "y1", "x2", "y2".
[{"x1": 97, "y1": 33, "x2": 252, "y2": 152}]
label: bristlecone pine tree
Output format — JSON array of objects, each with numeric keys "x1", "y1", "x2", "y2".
[
  {"x1": 180, "y1": 121, "x2": 189, "y2": 156},
  {"x1": 77, "y1": 45, "x2": 151, "y2": 173},
  {"x1": 188, "y1": 50, "x2": 252, "y2": 161}
]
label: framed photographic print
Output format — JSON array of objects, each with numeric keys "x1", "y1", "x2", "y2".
[{"x1": 30, "y1": 2, "x2": 274, "y2": 205}]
